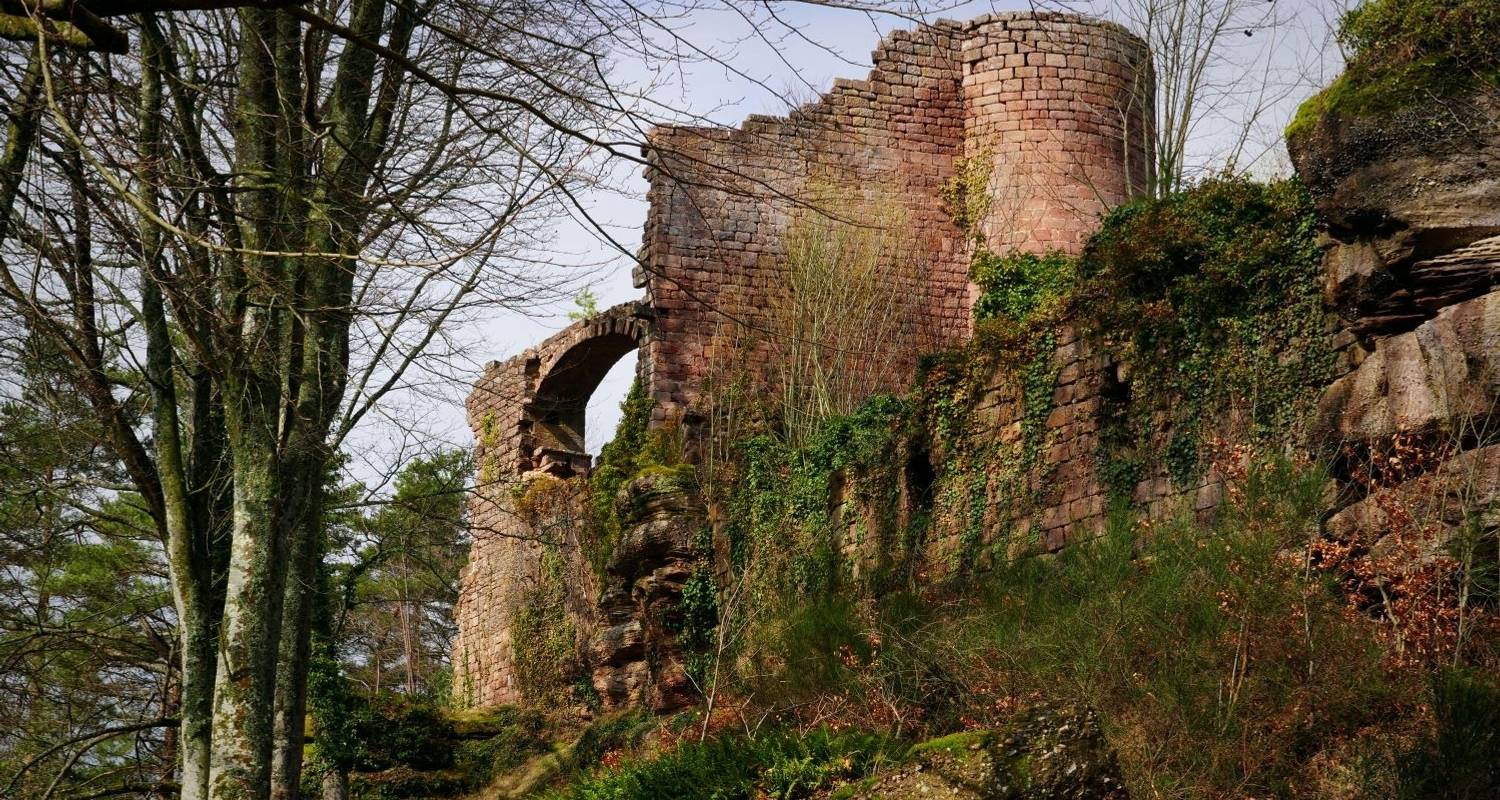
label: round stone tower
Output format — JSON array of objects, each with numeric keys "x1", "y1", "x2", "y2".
[{"x1": 960, "y1": 12, "x2": 1154, "y2": 254}]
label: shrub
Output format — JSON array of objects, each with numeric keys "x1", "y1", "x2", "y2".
[
  {"x1": 1078, "y1": 177, "x2": 1330, "y2": 486},
  {"x1": 451, "y1": 708, "x2": 552, "y2": 787},
  {"x1": 880, "y1": 455, "x2": 1407, "y2": 796},
  {"x1": 350, "y1": 697, "x2": 456, "y2": 772},
  {"x1": 1396, "y1": 668, "x2": 1500, "y2": 799},
  {"x1": 569, "y1": 709, "x2": 658, "y2": 769}
]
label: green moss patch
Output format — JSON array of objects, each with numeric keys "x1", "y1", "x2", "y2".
[
  {"x1": 1287, "y1": 0, "x2": 1500, "y2": 142},
  {"x1": 907, "y1": 730, "x2": 992, "y2": 758}
]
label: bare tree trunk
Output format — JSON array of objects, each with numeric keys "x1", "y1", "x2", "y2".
[
  {"x1": 272, "y1": 488, "x2": 325, "y2": 800},
  {"x1": 138, "y1": 20, "x2": 223, "y2": 800},
  {"x1": 208, "y1": 10, "x2": 299, "y2": 797}
]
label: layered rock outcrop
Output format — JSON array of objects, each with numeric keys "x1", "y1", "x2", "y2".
[
  {"x1": 1292, "y1": 93, "x2": 1500, "y2": 340},
  {"x1": 587, "y1": 471, "x2": 701, "y2": 711},
  {"x1": 1293, "y1": 86, "x2": 1500, "y2": 606}
]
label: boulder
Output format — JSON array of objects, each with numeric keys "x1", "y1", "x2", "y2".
[
  {"x1": 1326, "y1": 444, "x2": 1500, "y2": 563},
  {"x1": 1292, "y1": 91, "x2": 1500, "y2": 339},
  {"x1": 1316, "y1": 290, "x2": 1500, "y2": 444},
  {"x1": 1290, "y1": 92, "x2": 1500, "y2": 242}
]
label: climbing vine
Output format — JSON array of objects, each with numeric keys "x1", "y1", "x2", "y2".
[
  {"x1": 511, "y1": 545, "x2": 579, "y2": 704},
  {"x1": 725, "y1": 394, "x2": 910, "y2": 597},
  {"x1": 914, "y1": 320, "x2": 1062, "y2": 572},
  {"x1": 940, "y1": 145, "x2": 994, "y2": 243},
  {"x1": 673, "y1": 566, "x2": 720, "y2": 688},
  {"x1": 582, "y1": 379, "x2": 687, "y2": 576},
  {"x1": 1076, "y1": 177, "x2": 1333, "y2": 495},
  {"x1": 970, "y1": 249, "x2": 1075, "y2": 327}
]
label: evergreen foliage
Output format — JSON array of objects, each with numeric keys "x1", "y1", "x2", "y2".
[{"x1": 970, "y1": 249, "x2": 1075, "y2": 326}]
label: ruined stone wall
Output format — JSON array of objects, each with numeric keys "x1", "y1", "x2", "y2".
[
  {"x1": 639, "y1": 22, "x2": 970, "y2": 420},
  {"x1": 455, "y1": 11, "x2": 1153, "y2": 710},
  {"x1": 961, "y1": 14, "x2": 1152, "y2": 253},
  {"x1": 641, "y1": 11, "x2": 1152, "y2": 420},
  {"x1": 454, "y1": 304, "x2": 650, "y2": 707},
  {"x1": 911, "y1": 330, "x2": 1231, "y2": 574}
]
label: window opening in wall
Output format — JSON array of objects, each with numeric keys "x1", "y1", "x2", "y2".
[{"x1": 528, "y1": 331, "x2": 641, "y2": 478}]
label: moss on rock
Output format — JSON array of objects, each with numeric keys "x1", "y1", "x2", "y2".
[
  {"x1": 845, "y1": 706, "x2": 1126, "y2": 800},
  {"x1": 1287, "y1": 0, "x2": 1499, "y2": 147}
]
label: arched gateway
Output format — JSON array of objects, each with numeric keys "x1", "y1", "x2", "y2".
[
  {"x1": 519, "y1": 302, "x2": 652, "y2": 477},
  {"x1": 452, "y1": 301, "x2": 653, "y2": 706}
]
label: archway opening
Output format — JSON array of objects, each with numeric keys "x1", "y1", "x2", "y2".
[{"x1": 528, "y1": 331, "x2": 641, "y2": 476}]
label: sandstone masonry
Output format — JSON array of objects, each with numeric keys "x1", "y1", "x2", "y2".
[{"x1": 454, "y1": 12, "x2": 1153, "y2": 709}]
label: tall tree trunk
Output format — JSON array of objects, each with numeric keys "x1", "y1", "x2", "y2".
[
  {"x1": 209, "y1": 8, "x2": 298, "y2": 798},
  {"x1": 210, "y1": 409, "x2": 287, "y2": 800},
  {"x1": 138, "y1": 20, "x2": 222, "y2": 800},
  {"x1": 271, "y1": 477, "x2": 325, "y2": 800},
  {"x1": 0, "y1": 45, "x2": 40, "y2": 246},
  {"x1": 270, "y1": 0, "x2": 413, "y2": 790}
]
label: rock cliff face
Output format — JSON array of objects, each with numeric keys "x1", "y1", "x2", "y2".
[
  {"x1": 587, "y1": 471, "x2": 700, "y2": 711},
  {"x1": 1292, "y1": 86, "x2": 1500, "y2": 593},
  {"x1": 1292, "y1": 93, "x2": 1500, "y2": 340}
]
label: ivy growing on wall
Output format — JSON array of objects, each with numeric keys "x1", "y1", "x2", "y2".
[
  {"x1": 940, "y1": 146, "x2": 993, "y2": 244},
  {"x1": 725, "y1": 394, "x2": 910, "y2": 598},
  {"x1": 511, "y1": 545, "x2": 580, "y2": 704},
  {"x1": 914, "y1": 320, "x2": 1062, "y2": 572},
  {"x1": 970, "y1": 249, "x2": 1075, "y2": 326},
  {"x1": 1075, "y1": 177, "x2": 1332, "y2": 496},
  {"x1": 673, "y1": 566, "x2": 720, "y2": 688}
]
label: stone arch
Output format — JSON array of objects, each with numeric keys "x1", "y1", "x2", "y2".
[{"x1": 519, "y1": 302, "x2": 652, "y2": 477}]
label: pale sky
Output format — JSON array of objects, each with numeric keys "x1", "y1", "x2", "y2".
[{"x1": 341, "y1": 0, "x2": 1348, "y2": 488}]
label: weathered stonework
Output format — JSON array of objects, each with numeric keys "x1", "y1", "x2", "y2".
[
  {"x1": 453, "y1": 304, "x2": 649, "y2": 707},
  {"x1": 455, "y1": 11, "x2": 1153, "y2": 709},
  {"x1": 642, "y1": 12, "x2": 1152, "y2": 420}
]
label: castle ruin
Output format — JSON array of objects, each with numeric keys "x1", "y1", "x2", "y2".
[{"x1": 454, "y1": 12, "x2": 1154, "y2": 709}]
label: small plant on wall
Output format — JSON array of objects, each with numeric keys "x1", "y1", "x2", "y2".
[{"x1": 770, "y1": 184, "x2": 926, "y2": 446}]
